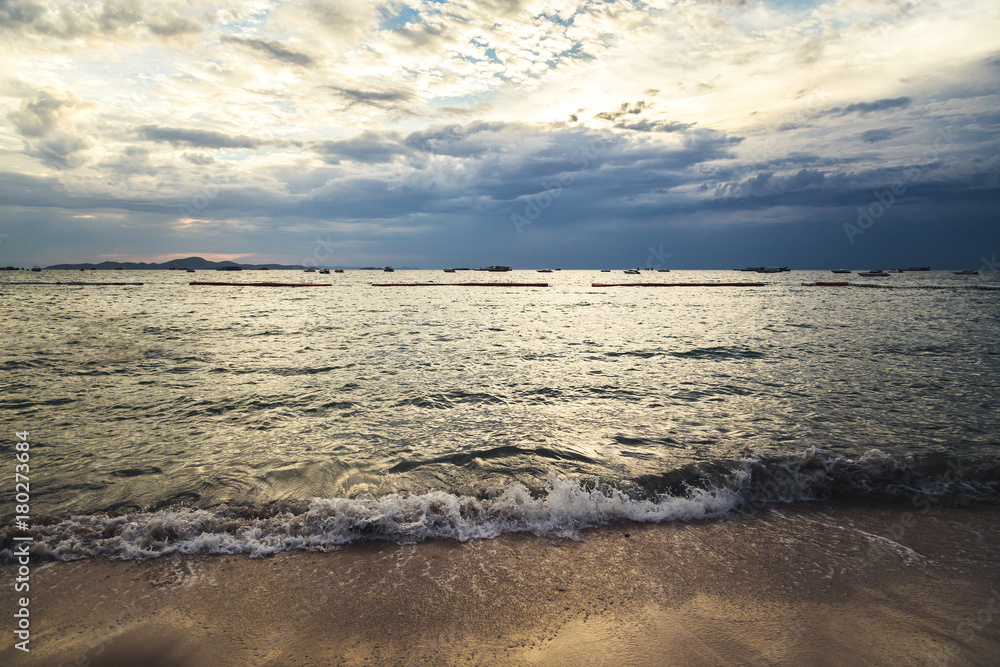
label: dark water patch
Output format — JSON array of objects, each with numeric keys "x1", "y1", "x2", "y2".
[
  {"x1": 111, "y1": 466, "x2": 163, "y2": 478},
  {"x1": 605, "y1": 350, "x2": 663, "y2": 359},
  {"x1": 669, "y1": 346, "x2": 765, "y2": 360}
]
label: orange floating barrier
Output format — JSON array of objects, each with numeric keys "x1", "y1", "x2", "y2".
[
  {"x1": 591, "y1": 282, "x2": 766, "y2": 287},
  {"x1": 189, "y1": 281, "x2": 332, "y2": 287},
  {"x1": 371, "y1": 282, "x2": 549, "y2": 287}
]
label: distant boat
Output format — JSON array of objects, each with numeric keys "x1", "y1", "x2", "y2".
[
  {"x1": 318, "y1": 269, "x2": 330, "y2": 274},
  {"x1": 906, "y1": 267, "x2": 930, "y2": 271},
  {"x1": 384, "y1": 266, "x2": 394, "y2": 272},
  {"x1": 334, "y1": 269, "x2": 344, "y2": 273},
  {"x1": 831, "y1": 269, "x2": 852, "y2": 274},
  {"x1": 485, "y1": 265, "x2": 511, "y2": 272},
  {"x1": 657, "y1": 269, "x2": 671, "y2": 272},
  {"x1": 444, "y1": 268, "x2": 456, "y2": 273},
  {"x1": 600, "y1": 269, "x2": 611, "y2": 272},
  {"x1": 537, "y1": 269, "x2": 553, "y2": 273},
  {"x1": 887, "y1": 268, "x2": 903, "y2": 273},
  {"x1": 216, "y1": 266, "x2": 241, "y2": 271},
  {"x1": 858, "y1": 271, "x2": 890, "y2": 277},
  {"x1": 168, "y1": 266, "x2": 176, "y2": 270},
  {"x1": 953, "y1": 269, "x2": 979, "y2": 275},
  {"x1": 304, "y1": 268, "x2": 316, "y2": 273},
  {"x1": 624, "y1": 269, "x2": 640, "y2": 275},
  {"x1": 186, "y1": 269, "x2": 196, "y2": 273},
  {"x1": 30, "y1": 266, "x2": 42, "y2": 272}
]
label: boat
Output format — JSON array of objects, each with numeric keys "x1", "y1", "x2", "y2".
[
  {"x1": 905, "y1": 267, "x2": 931, "y2": 271},
  {"x1": 857, "y1": 271, "x2": 890, "y2": 277},
  {"x1": 31, "y1": 265, "x2": 42, "y2": 272},
  {"x1": 537, "y1": 269, "x2": 553, "y2": 273},
  {"x1": 831, "y1": 269, "x2": 852, "y2": 274},
  {"x1": 334, "y1": 269, "x2": 344, "y2": 273},
  {"x1": 600, "y1": 269, "x2": 611, "y2": 272},
  {"x1": 887, "y1": 268, "x2": 903, "y2": 273},
  {"x1": 318, "y1": 269, "x2": 330, "y2": 274},
  {"x1": 624, "y1": 269, "x2": 640, "y2": 275},
  {"x1": 444, "y1": 269, "x2": 456, "y2": 273},
  {"x1": 216, "y1": 266, "x2": 241, "y2": 271},
  {"x1": 485, "y1": 265, "x2": 511, "y2": 272},
  {"x1": 304, "y1": 268, "x2": 316, "y2": 273},
  {"x1": 657, "y1": 269, "x2": 671, "y2": 272},
  {"x1": 953, "y1": 269, "x2": 979, "y2": 275},
  {"x1": 384, "y1": 266, "x2": 394, "y2": 272},
  {"x1": 186, "y1": 269, "x2": 196, "y2": 273}
]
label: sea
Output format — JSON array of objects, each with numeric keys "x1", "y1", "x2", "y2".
[{"x1": 2, "y1": 269, "x2": 999, "y2": 560}]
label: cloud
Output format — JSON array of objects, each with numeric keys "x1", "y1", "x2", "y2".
[
  {"x1": 313, "y1": 131, "x2": 405, "y2": 164},
  {"x1": 860, "y1": 128, "x2": 896, "y2": 143},
  {"x1": 8, "y1": 89, "x2": 94, "y2": 137},
  {"x1": 594, "y1": 101, "x2": 650, "y2": 122},
  {"x1": 829, "y1": 97, "x2": 912, "y2": 116},
  {"x1": 325, "y1": 85, "x2": 416, "y2": 111},
  {"x1": 137, "y1": 126, "x2": 260, "y2": 149},
  {"x1": 0, "y1": 0, "x2": 203, "y2": 42},
  {"x1": 220, "y1": 35, "x2": 314, "y2": 67},
  {"x1": 614, "y1": 120, "x2": 694, "y2": 133}
]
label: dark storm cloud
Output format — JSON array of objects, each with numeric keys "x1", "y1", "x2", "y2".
[
  {"x1": 313, "y1": 131, "x2": 406, "y2": 164},
  {"x1": 220, "y1": 35, "x2": 314, "y2": 66},
  {"x1": 824, "y1": 96, "x2": 912, "y2": 116},
  {"x1": 614, "y1": 119, "x2": 694, "y2": 133},
  {"x1": 137, "y1": 125, "x2": 260, "y2": 149},
  {"x1": 325, "y1": 85, "x2": 416, "y2": 111},
  {"x1": 594, "y1": 101, "x2": 649, "y2": 122},
  {"x1": 861, "y1": 128, "x2": 896, "y2": 143}
]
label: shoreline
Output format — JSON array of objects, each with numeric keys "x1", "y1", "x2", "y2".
[{"x1": 3, "y1": 502, "x2": 999, "y2": 666}]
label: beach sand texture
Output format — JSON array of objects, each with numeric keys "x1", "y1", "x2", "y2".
[{"x1": 3, "y1": 503, "x2": 998, "y2": 666}]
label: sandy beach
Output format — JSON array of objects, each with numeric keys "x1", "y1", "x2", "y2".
[{"x1": 3, "y1": 502, "x2": 999, "y2": 666}]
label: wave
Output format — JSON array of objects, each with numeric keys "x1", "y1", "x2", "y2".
[{"x1": 4, "y1": 448, "x2": 997, "y2": 562}]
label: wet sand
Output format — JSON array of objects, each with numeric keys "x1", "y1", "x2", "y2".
[{"x1": 3, "y1": 503, "x2": 999, "y2": 666}]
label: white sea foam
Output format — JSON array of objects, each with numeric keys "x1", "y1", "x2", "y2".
[{"x1": 6, "y1": 449, "x2": 997, "y2": 561}]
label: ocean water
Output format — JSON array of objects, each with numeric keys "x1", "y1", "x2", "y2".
[{"x1": 2, "y1": 269, "x2": 999, "y2": 559}]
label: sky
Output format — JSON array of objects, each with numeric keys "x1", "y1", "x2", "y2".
[{"x1": 0, "y1": 0, "x2": 998, "y2": 269}]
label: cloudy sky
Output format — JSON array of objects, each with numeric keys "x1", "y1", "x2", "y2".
[{"x1": 1, "y1": 0, "x2": 998, "y2": 269}]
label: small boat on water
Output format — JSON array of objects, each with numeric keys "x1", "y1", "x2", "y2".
[
  {"x1": 485, "y1": 265, "x2": 511, "y2": 272},
  {"x1": 600, "y1": 269, "x2": 611, "y2": 272},
  {"x1": 304, "y1": 268, "x2": 316, "y2": 273},
  {"x1": 624, "y1": 269, "x2": 640, "y2": 275},
  {"x1": 186, "y1": 269, "x2": 196, "y2": 273},
  {"x1": 31, "y1": 266, "x2": 42, "y2": 272},
  {"x1": 444, "y1": 268, "x2": 456, "y2": 273},
  {"x1": 831, "y1": 269, "x2": 852, "y2": 274},
  {"x1": 318, "y1": 269, "x2": 330, "y2": 274},
  {"x1": 334, "y1": 269, "x2": 344, "y2": 273},
  {"x1": 384, "y1": 266, "x2": 394, "y2": 272},
  {"x1": 657, "y1": 269, "x2": 671, "y2": 272},
  {"x1": 537, "y1": 269, "x2": 553, "y2": 273},
  {"x1": 906, "y1": 267, "x2": 931, "y2": 271},
  {"x1": 954, "y1": 269, "x2": 979, "y2": 275},
  {"x1": 858, "y1": 270, "x2": 890, "y2": 277}
]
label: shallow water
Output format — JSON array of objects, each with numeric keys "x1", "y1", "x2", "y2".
[{"x1": 2, "y1": 269, "x2": 998, "y2": 558}]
